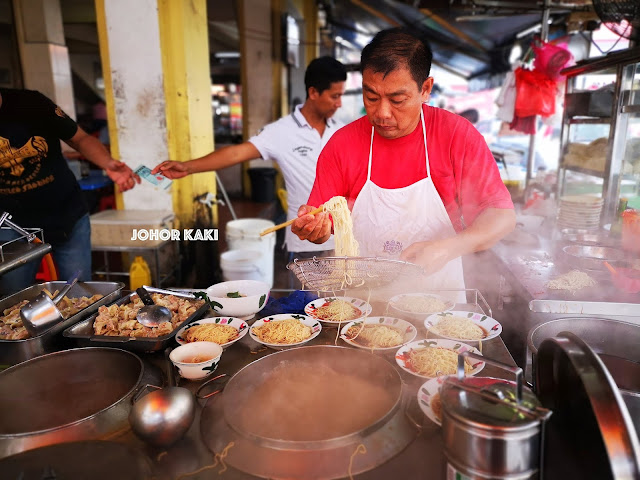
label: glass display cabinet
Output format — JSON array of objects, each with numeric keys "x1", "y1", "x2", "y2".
[{"x1": 557, "y1": 47, "x2": 640, "y2": 227}]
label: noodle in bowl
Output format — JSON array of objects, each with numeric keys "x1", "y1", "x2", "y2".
[
  {"x1": 389, "y1": 293, "x2": 455, "y2": 318},
  {"x1": 424, "y1": 311, "x2": 502, "y2": 343},
  {"x1": 175, "y1": 317, "x2": 248, "y2": 349},
  {"x1": 250, "y1": 314, "x2": 321, "y2": 349},
  {"x1": 340, "y1": 317, "x2": 417, "y2": 352},
  {"x1": 305, "y1": 296, "x2": 372, "y2": 327},
  {"x1": 395, "y1": 339, "x2": 484, "y2": 378},
  {"x1": 417, "y1": 375, "x2": 450, "y2": 426}
]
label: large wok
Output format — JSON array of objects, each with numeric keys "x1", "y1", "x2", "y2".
[
  {"x1": 0, "y1": 347, "x2": 156, "y2": 458},
  {"x1": 201, "y1": 345, "x2": 418, "y2": 479}
]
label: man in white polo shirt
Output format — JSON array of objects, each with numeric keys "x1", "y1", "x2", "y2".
[{"x1": 153, "y1": 57, "x2": 346, "y2": 262}]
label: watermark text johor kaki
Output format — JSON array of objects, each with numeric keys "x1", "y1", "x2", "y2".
[{"x1": 131, "y1": 229, "x2": 218, "y2": 241}]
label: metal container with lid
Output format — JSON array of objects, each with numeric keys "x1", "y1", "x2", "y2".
[{"x1": 442, "y1": 352, "x2": 552, "y2": 479}]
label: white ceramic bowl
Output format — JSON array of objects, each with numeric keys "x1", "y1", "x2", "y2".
[
  {"x1": 304, "y1": 296, "x2": 373, "y2": 327},
  {"x1": 169, "y1": 341, "x2": 223, "y2": 380},
  {"x1": 249, "y1": 314, "x2": 321, "y2": 349},
  {"x1": 394, "y1": 339, "x2": 484, "y2": 379},
  {"x1": 204, "y1": 279, "x2": 270, "y2": 318},
  {"x1": 424, "y1": 311, "x2": 502, "y2": 343},
  {"x1": 175, "y1": 317, "x2": 249, "y2": 349},
  {"x1": 388, "y1": 293, "x2": 455, "y2": 318},
  {"x1": 339, "y1": 316, "x2": 417, "y2": 352}
]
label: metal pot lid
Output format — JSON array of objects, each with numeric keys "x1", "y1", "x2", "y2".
[
  {"x1": 442, "y1": 376, "x2": 545, "y2": 430},
  {"x1": 536, "y1": 331, "x2": 640, "y2": 480}
]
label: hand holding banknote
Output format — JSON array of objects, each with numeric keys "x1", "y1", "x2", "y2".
[{"x1": 151, "y1": 161, "x2": 190, "y2": 180}]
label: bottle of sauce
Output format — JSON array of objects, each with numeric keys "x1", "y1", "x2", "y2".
[{"x1": 130, "y1": 256, "x2": 152, "y2": 290}]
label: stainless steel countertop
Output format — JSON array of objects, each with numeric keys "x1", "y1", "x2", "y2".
[
  {"x1": 110, "y1": 302, "x2": 517, "y2": 479},
  {"x1": 491, "y1": 229, "x2": 640, "y2": 311}
]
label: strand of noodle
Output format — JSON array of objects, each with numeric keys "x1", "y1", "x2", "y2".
[
  {"x1": 157, "y1": 451, "x2": 168, "y2": 461},
  {"x1": 348, "y1": 444, "x2": 367, "y2": 480},
  {"x1": 324, "y1": 196, "x2": 359, "y2": 257},
  {"x1": 175, "y1": 442, "x2": 235, "y2": 479}
]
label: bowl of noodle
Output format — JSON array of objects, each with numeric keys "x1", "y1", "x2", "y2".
[
  {"x1": 424, "y1": 311, "x2": 502, "y2": 343},
  {"x1": 304, "y1": 296, "x2": 372, "y2": 327},
  {"x1": 250, "y1": 314, "x2": 321, "y2": 349},
  {"x1": 175, "y1": 317, "x2": 248, "y2": 349},
  {"x1": 340, "y1": 317, "x2": 417, "y2": 352},
  {"x1": 417, "y1": 375, "x2": 450, "y2": 426},
  {"x1": 395, "y1": 339, "x2": 484, "y2": 379},
  {"x1": 388, "y1": 293, "x2": 455, "y2": 319}
]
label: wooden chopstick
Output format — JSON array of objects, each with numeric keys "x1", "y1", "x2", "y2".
[{"x1": 260, "y1": 205, "x2": 324, "y2": 236}]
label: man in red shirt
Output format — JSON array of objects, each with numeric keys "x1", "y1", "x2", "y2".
[{"x1": 292, "y1": 28, "x2": 515, "y2": 296}]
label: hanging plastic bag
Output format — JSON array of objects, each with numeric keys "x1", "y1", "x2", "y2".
[
  {"x1": 533, "y1": 41, "x2": 573, "y2": 80},
  {"x1": 514, "y1": 67, "x2": 557, "y2": 118}
]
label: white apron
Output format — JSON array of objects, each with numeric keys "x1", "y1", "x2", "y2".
[{"x1": 351, "y1": 108, "x2": 466, "y2": 303}]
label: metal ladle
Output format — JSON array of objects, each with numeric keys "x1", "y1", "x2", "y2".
[
  {"x1": 20, "y1": 270, "x2": 81, "y2": 336},
  {"x1": 136, "y1": 286, "x2": 172, "y2": 327},
  {"x1": 128, "y1": 348, "x2": 196, "y2": 447}
]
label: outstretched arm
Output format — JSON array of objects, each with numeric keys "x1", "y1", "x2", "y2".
[
  {"x1": 151, "y1": 142, "x2": 262, "y2": 179},
  {"x1": 65, "y1": 127, "x2": 140, "y2": 192}
]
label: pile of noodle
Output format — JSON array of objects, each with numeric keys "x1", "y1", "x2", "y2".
[
  {"x1": 184, "y1": 323, "x2": 239, "y2": 344},
  {"x1": 315, "y1": 299, "x2": 361, "y2": 322},
  {"x1": 546, "y1": 270, "x2": 596, "y2": 294},
  {"x1": 393, "y1": 295, "x2": 449, "y2": 314},
  {"x1": 346, "y1": 324, "x2": 404, "y2": 348},
  {"x1": 252, "y1": 318, "x2": 312, "y2": 344},
  {"x1": 324, "y1": 196, "x2": 359, "y2": 256},
  {"x1": 431, "y1": 316, "x2": 486, "y2": 340},
  {"x1": 408, "y1": 347, "x2": 472, "y2": 377}
]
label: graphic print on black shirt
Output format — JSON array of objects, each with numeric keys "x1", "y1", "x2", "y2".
[{"x1": 0, "y1": 88, "x2": 87, "y2": 241}]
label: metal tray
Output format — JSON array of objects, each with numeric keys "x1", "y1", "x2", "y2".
[
  {"x1": 62, "y1": 287, "x2": 208, "y2": 352},
  {"x1": 0, "y1": 281, "x2": 124, "y2": 366}
]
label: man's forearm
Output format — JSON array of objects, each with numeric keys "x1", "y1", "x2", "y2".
[
  {"x1": 66, "y1": 134, "x2": 114, "y2": 169},
  {"x1": 186, "y1": 143, "x2": 261, "y2": 174},
  {"x1": 448, "y1": 208, "x2": 516, "y2": 257}
]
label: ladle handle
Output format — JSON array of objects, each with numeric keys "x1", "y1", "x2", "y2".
[
  {"x1": 53, "y1": 270, "x2": 81, "y2": 304},
  {"x1": 136, "y1": 287, "x2": 156, "y2": 306},
  {"x1": 457, "y1": 351, "x2": 523, "y2": 404}
]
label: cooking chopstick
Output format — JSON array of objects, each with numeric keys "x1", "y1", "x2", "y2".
[{"x1": 259, "y1": 205, "x2": 325, "y2": 236}]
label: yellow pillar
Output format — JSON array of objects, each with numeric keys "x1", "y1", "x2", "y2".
[{"x1": 157, "y1": 0, "x2": 216, "y2": 227}]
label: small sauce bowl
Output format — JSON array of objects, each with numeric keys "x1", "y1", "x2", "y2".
[{"x1": 169, "y1": 341, "x2": 223, "y2": 380}]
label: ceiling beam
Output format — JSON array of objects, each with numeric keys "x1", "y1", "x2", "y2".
[
  {"x1": 420, "y1": 8, "x2": 487, "y2": 52},
  {"x1": 349, "y1": 0, "x2": 400, "y2": 27}
]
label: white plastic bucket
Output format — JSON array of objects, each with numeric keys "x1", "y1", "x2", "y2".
[
  {"x1": 225, "y1": 219, "x2": 275, "y2": 287},
  {"x1": 220, "y1": 249, "x2": 266, "y2": 283}
]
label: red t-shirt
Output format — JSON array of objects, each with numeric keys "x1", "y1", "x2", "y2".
[{"x1": 308, "y1": 105, "x2": 513, "y2": 231}]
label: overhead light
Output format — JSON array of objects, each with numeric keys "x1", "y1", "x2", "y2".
[
  {"x1": 516, "y1": 18, "x2": 553, "y2": 38},
  {"x1": 456, "y1": 14, "x2": 511, "y2": 21},
  {"x1": 215, "y1": 52, "x2": 240, "y2": 59}
]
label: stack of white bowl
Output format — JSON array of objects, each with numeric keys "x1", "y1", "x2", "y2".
[{"x1": 557, "y1": 195, "x2": 603, "y2": 230}]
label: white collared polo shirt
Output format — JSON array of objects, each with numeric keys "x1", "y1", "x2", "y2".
[{"x1": 249, "y1": 105, "x2": 342, "y2": 253}]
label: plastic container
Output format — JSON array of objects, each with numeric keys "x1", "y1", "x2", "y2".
[
  {"x1": 248, "y1": 168, "x2": 277, "y2": 203},
  {"x1": 220, "y1": 250, "x2": 266, "y2": 284},
  {"x1": 130, "y1": 256, "x2": 152, "y2": 290},
  {"x1": 225, "y1": 219, "x2": 275, "y2": 287},
  {"x1": 622, "y1": 209, "x2": 640, "y2": 253},
  {"x1": 90, "y1": 210, "x2": 175, "y2": 247}
]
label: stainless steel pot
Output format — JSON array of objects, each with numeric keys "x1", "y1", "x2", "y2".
[
  {"x1": 201, "y1": 345, "x2": 418, "y2": 479},
  {"x1": 527, "y1": 317, "x2": 640, "y2": 435},
  {"x1": 442, "y1": 352, "x2": 551, "y2": 480},
  {"x1": 0, "y1": 347, "x2": 151, "y2": 459}
]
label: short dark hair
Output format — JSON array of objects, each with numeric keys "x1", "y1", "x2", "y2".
[
  {"x1": 304, "y1": 56, "x2": 347, "y2": 98},
  {"x1": 360, "y1": 28, "x2": 433, "y2": 91}
]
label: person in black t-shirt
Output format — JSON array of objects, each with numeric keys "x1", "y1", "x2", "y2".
[{"x1": 0, "y1": 88, "x2": 140, "y2": 296}]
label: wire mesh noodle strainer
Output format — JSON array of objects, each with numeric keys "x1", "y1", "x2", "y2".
[{"x1": 287, "y1": 256, "x2": 424, "y2": 292}]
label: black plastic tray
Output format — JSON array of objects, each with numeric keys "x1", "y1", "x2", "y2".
[{"x1": 62, "y1": 288, "x2": 208, "y2": 352}]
